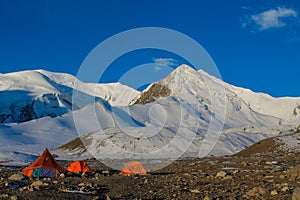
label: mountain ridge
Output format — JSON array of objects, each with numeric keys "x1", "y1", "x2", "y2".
[{"x1": 0, "y1": 65, "x2": 300, "y2": 164}]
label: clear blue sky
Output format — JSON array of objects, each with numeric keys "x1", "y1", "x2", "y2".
[{"x1": 0, "y1": 0, "x2": 299, "y2": 97}]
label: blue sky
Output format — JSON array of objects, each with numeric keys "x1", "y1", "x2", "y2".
[{"x1": 0, "y1": 0, "x2": 300, "y2": 97}]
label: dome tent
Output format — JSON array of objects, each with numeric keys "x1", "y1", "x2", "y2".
[
  {"x1": 121, "y1": 161, "x2": 147, "y2": 175},
  {"x1": 67, "y1": 161, "x2": 93, "y2": 173}
]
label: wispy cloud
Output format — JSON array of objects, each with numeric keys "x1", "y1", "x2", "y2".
[
  {"x1": 153, "y1": 58, "x2": 178, "y2": 67},
  {"x1": 243, "y1": 7, "x2": 298, "y2": 31}
]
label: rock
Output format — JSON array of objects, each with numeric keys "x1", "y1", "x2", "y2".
[
  {"x1": 53, "y1": 180, "x2": 58, "y2": 184},
  {"x1": 281, "y1": 186, "x2": 289, "y2": 192},
  {"x1": 292, "y1": 187, "x2": 300, "y2": 200},
  {"x1": 0, "y1": 194, "x2": 9, "y2": 199},
  {"x1": 8, "y1": 174, "x2": 25, "y2": 181},
  {"x1": 241, "y1": 161, "x2": 248, "y2": 166},
  {"x1": 81, "y1": 172, "x2": 87, "y2": 177},
  {"x1": 224, "y1": 175, "x2": 233, "y2": 180},
  {"x1": 78, "y1": 183, "x2": 85, "y2": 187},
  {"x1": 270, "y1": 190, "x2": 278, "y2": 196},
  {"x1": 10, "y1": 196, "x2": 18, "y2": 200},
  {"x1": 31, "y1": 180, "x2": 44, "y2": 190},
  {"x1": 280, "y1": 175, "x2": 286, "y2": 179},
  {"x1": 190, "y1": 189, "x2": 200, "y2": 193},
  {"x1": 59, "y1": 173, "x2": 65, "y2": 179},
  {"x1": 288, "y1": 165, "x2": 300, "y2": 177},
  {"x1": 106, "y1": 195, "x2": 111, "y2": 200},
  {"x1": 215, "y1": 171, "x2": 227, "y2": 178},
  {"x1": 264, "y1": 175, "x2": 274, "y2": 179},
  {"x1": 203, "y1": 196, "x2": 210, "y2": 200},
  {"x1": 246, "y1": 187, "x2": 267, "y2": 197}
]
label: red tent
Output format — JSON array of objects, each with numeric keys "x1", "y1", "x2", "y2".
[
  {"x1": 23, "y1": 149, "x2": 65, "y2": 178},
  {"x1": 67, "y1": 161, "x2": 93, "y2": 173}
]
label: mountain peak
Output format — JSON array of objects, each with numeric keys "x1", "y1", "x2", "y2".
[{"x1": 173, "y1": 64, "x2": 196, "y2": 73}]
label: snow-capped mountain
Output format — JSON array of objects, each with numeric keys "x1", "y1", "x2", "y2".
[
  {"x1": 55, "y1": 65, "x2": 300, "y2": 165},
  {"x1": 0, "y1": 65, "x2": 300, "y2": 165},
  {"x1": 0, "y1": 70, "x2": 139, "y2": 123}
]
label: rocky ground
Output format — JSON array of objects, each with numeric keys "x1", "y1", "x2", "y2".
[{"x1": 1, "y1": 134, "x2": 300, "y2": 200}]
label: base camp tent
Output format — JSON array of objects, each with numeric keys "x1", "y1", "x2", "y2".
[
  {"x1": 23, "y1": 149, "x2": 65, "y2": 178},
  {"x1": 67, "y1": 161, "x2": 93, "y2": 173},
  {"x1": 121, "y1": 161, "x2": 147, "y2": 175}
]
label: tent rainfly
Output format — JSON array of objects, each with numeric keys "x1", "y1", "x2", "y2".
[
  {"x1": 23, "y1": 149, "x2": 65, "y2": 178},
  {"x1": 121, "y1": 161, "x2": 147, "y2": 175},
  {"x1": 67, "y1": 161, "x2": 93, "y2": 173}
]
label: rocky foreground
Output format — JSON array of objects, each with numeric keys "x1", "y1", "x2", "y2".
[{"x1": 1, "y1": 136, "x2": 300, "y2": 200}]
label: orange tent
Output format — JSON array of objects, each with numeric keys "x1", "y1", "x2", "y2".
[
  {"x1": 120, "y1": 161, "x2": 147, "y2": 175},
  {"x1": 23, "y1": 149, "x2": 65, "y2": 178},
  {"x1": 66, "y1": 161, "x2": 93, "y2": 173}
]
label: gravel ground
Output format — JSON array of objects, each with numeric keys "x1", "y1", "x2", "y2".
[{"x1": 1, "y1": 137, "x2": 300, "y2": 200}]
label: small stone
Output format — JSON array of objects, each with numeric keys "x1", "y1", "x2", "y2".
[
  {"x1": 10, "y1": 196, "x2": 18, "y2": 200},
  {"x1": 31, "y1": 180, "x2": 44, "y2": 190},
  {"x1": 190, "y1": 189, "x2": 200, "y2": 193},
  {"x1": 59, "y1": 173, "x2": 65, "y2": 179},
  {"x1": 288, "y1": 165, "x2": 300, "y2": 177},
  {"x1": 257, "y1": 187, "x2": 267, "y2": 196},
  {"x1": 265, "y1": 175, "x2": 274, "y2": 179},
  {"x1": 246, "y1": 187, "x2": 266, "y2": 197},
  {"x1": 281, "y1": 186, "x2": 289, "y2": 192},
  {"x1": 8, "y1": 174, "x2": 25, "y2": 181},
  {"x1": 78, "y1": 183, "x2": 85, "y2": 187},
  {"x1": 0, "y1": 194, "x2": 9, "y2": 199},
  {"x1": 91, "y1": 191, "x2": 97, "y2": 195},
  {"x1": 81, "y1": 172, "x2": 86, "y2": 177},
  {"x1": 292, "y1": 187, "x2": 300, "y2": 200},
  {"x1": 53, "y1": 180, "x2": 58, "y2": 184},
  {"x1": 224, "y1": 175, "x2": 233, "y2": 180},
  {"x1": 215, "y1": 171, "x2": 227, "y2": 178},
  {"x1": 203, "y1": 196, "x2": 210, "y2": 200},
  {"x1": 280, "y1": 175, "x2": 286, "y2": 179},
  {"x1": 270, "y1": 190, "x2": 278, "y2": 196}
]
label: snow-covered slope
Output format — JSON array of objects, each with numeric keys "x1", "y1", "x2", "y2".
[
  {"x1": 0, "y1": 70, "x2": 139, "y2": 123},
  {"x1": 55, "y1": 65, "x2": 299, "y2": 166}
]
